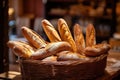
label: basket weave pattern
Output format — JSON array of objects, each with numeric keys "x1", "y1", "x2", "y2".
[{"x1": 19, "y1": 54, "x2": 107, "y2": 80}]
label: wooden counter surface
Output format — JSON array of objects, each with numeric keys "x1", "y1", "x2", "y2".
[{"x1": 97, "y1": 50, "x2": 120, "y2": 80}]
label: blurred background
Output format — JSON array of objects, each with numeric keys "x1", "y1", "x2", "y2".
[{"x1": 0, "y1": 0, "x2": 120, "y2": 79}]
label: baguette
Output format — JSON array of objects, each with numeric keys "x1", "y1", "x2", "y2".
[
  {"x1": 42, "y1": 19, "x2": 61, "y2": 42},
  {"x1": 86, "y1": 24, "x2": 96, "y2": 47},
  {"x1": 21, "y1": 26, "x2": 47, "y2": 49},
  {"x1": 7, "y1": 41, "x2": 36, "y2": 51},
  {"x1": 84, "y1": 43, "x2": 111, "y2": 57},
  {"x1": 42, "y1": 56, "x2": 57, "y2": 61},
  {"x1": 73, "y1": 24, "x2": 85, "y2": 54},
  {"x1": 58, "y1": 18, "x2": 77, "y2": 52},
  {"x1": 57, "y1": 51, "x2": 86, "y2": 61},
  {"x1": 31, "y1": 41, "x2": 72, "y2": 60},
  {"x1": 13, "y1": 44, "x2": 34, "y2": 58}
]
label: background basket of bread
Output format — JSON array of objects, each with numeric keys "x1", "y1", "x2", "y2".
[{"x1": 7, "y1": 18, "x2": 111, "y2": 80}]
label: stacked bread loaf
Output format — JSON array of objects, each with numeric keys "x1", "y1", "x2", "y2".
[{"x1": 7, "y1": 18, "x2": 111, "y2": 61}]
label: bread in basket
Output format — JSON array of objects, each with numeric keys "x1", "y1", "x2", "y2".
[{"x1": 7, "y1": 18, "x2": 111, "y2": 80}]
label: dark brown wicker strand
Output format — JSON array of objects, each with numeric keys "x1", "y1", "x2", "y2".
[{"x1": 19, "y1": 54, "x2": 108, "y2": 80}]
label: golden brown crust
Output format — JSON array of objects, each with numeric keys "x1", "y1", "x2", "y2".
[
  {"x1": 84, "y1": 43, "x2": 111, "y2": 57},
  {"x1": 7, "y1": 41, "x2": 36, "y2": 51},
  {"x1": 21, "y1": 27, "x2": 47, "y2": 49},
  {"x1": 13, "y1": 44, "x2": 34, "y2": 58},
  {"x1": 57, "y1": 51, "x2": 86, "y2": 61},
  {"x1": 58, "y1": 18, "x2": 77, "y2": 52},
  {"x1": 31, "y1": 41, "x2": 73, "y2": 60},
  {"x1": 42, "y1": 19, "x2": 61, "y2": 42},
  {"x1": 7, "y1": 18, "x2": 111, "y2": 59},
  {"x1": 7, "y1": 41, "x2": 35, "y2": 58},
  {"x1": 86, "y1": 24, "x2": 96, "y2": 47},
  {"x1": 73, "y1": 24, "x2": 85, "y2": 54},
  {"x1": 42, "y1": 56, "x2": 57, "y2": 61}
]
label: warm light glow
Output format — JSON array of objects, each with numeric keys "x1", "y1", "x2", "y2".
[{"x1": 8, "y1": 8, "x2": 14, "y2": 16}]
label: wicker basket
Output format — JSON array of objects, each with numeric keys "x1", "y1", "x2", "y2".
[{"x1": 19, "y1": 54, "x2": 108, "y2": 80}]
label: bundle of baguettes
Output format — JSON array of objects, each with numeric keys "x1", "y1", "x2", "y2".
[{"x1": 7, "y1": 18, "x2": 111, "y2": 61}]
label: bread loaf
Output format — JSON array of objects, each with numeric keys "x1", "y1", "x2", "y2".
[
  {"x1": 31, "y1": 41, "x2": 72, "y2": 60},
  {"x1": 86, "y1": 24, "x2": 96, "y2": 47},
  {"x1": 7, "y1": 41, "x2": 35, "y2": 58},
  {"x1": 13, "y1": 45, "x2": 34, "y2": 58},
  {"x1": 58, "y1": 18, "x2": 77, "y2": 52},
  {"x1": 84, "y1": 43, "x2": 111, "y2": 57},
  {"x1": 42, "y1": 56, "x2": 57, "y2": 61},
  {"x1": 21, "y1": 26, "x2": 47, "y2": 49},
  {"x1": 57, "y1": 51, "x2": 86, "y2": 61},
  {"x1": 73, "y1": 24, "x2": 85, "y2": 54},
  {"x1": 7, "y1": 18, "x2": 111, "y2": 60},
  {"x1": 42, "y1": 19, "x2": 61, "y2": 42},
  {"x1": 7, "y1": 41, "x2": 36, "y2": 51}
]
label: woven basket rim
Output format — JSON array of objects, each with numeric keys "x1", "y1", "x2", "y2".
[
  {"x1": 19, "y1": 53, "x2": 108, "y2": 66},
  {"x1": 19, "y1": 54, "x2": 108, "y2": 80}
]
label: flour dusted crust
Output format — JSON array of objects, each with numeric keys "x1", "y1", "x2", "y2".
[{"x1": 42, "y1": 19, "x2": 61, "y2": 42}]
